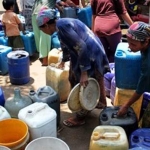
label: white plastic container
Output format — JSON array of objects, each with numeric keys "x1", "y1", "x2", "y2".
[
  {"x1": 25, "y1": 137, "x2": 70, "y2": 150},
  {"x1": 89, "y1": 126, "x2": 129, "y2": 150},
  {"x1": 0, "y1": 146, "x2": 11, "y2": 150},
  {"x1": 0, "y1": 106, "x2": 11, "y2": 120},
  {"x1": 46, "y1": 62, "x2": 71, "y2": 102},
  {"x1": 18, "y1": 102, "x2": 57, "y2": 140}
]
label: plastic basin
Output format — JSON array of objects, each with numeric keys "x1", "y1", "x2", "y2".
[
  {"x1": 25, "y1": 137, "x2": 70, "y2": 150},
  {"x1": 0, "y1": 118, "x2": 28, "y2": 148}
]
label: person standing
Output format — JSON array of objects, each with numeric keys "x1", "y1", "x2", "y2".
[
  {"x1": 91, "y1": 0, "x2": 133, "y2": 62},
  {"x1": 36, "y1": 8, "x2": 110, "y2": 127},
  {"x1": 1, "y1": 0, "x2": 25, "y2": 50},
  {"x1": 31, "y1": 0, "x2": 60, "y2": 66},
  {"x1": 117, "y1": 22, "x2": 150, "y2": 125},
  {"x1": 17, "y1": 0, "x2": 35, "y2": 31}
]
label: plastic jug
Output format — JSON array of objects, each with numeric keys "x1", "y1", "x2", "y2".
[
  {"x1": 140, "y1": 92, "x2": 150, "y2": 118},
  {"x1": 114, "y1": 88, "x2": 143, "y2": 120},
  {"x1": 130, "y1": 128, "x2": 150, "y2": 149},
  {"x1": 7, "y1": 50, "x2": 30, "y2": 85},
  {"x1": 104, "y1": 63, "x2": 115, "y2": 97},
  {"x1": 46, "y1": 62, "x2": 71, "y2": 102},
  {"x1": 0, "y1": 87, "x2": 5, "y2": 106},
  {"x1": 110, "y1": 76, "x2": 116, "y2": 104},
  {"x1": 29, "y1": 86, "x2": 60, "y2": 127},
  {"x1": 115, "y1": 42, "x2": 141, "y2": 89},
  {"x1": 48, "y1": 48, "x2": 62, "y2": 65},
  {"x1": 4, "y1": 87, "x2": 32, "y2": 118},
  {"x1": 18, "y1": 102, "x2": 57, "y2": 140},
  {"x1": 51, "y1": 32, "x2": 61, "y2": 49},
  {"x1": 89, "y1": 126, "x2": 129, "y2": 150},
  {"x1": 99, "y1": 106, "x2": 138, "y2": 138}
]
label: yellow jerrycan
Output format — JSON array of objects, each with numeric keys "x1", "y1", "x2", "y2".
[
  {"x1": 89, "y1": 125, "x2": 129, "y2": 150},
  {"x1": 46, "y1": 62, "x2": 71, "y2": 102}
]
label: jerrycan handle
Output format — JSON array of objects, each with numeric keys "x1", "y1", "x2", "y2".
[
  {"x1": 112, "y1": 112, "x2": 127, "y2": 118},
  {"x1": 26, "y1": 103, "x2": 47, "y2": 117},
  {"x1": 36, "y1": 87, "x2": 50, "y2": 96},
  {"x1": 92, "y1": 132, "x2": 120, "y2": 141},
  {"x1": 50, "y1": 63, "x2": 65, "y2": 70}
]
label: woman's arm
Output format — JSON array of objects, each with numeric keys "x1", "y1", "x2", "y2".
[
  {"x1": 121, "y1": 12, "x2": 133, "y2": 26},
  {"x1": 91, "y1": 15, "x2": 96, "y2": 32},
  {"x1": 117, "y1": 92, "x2": 142, "y2": 116}
]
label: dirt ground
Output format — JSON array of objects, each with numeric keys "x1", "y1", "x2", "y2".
[{"x1": 0, "y1": 52, "x2": 112, "y2": 150}]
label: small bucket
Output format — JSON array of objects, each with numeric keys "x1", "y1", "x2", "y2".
[
  {"x1": 0, "y1": 146, "x2": 10, "y2": 150},
  {"x1": 25, "y1": 137, "x2": 70, "y2": 150},
  {"x1": 0, "y1": 118, "x2": 28, "y2": 149}
]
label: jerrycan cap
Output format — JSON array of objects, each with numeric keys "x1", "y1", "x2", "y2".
[{"x1": 101, "y1": 113, "x2": 108, "y2": 121}]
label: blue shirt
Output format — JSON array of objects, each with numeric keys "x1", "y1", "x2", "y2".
[
  {"x1": 136, "y1": 47, "x2": 150, "y2": 94},
  {"x1": 56, "y1": 18, "x2": 109, "y2": 81}
]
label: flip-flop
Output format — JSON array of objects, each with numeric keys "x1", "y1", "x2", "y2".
[{"x1": 63, "y1": 117, "x2": 85, "y2": 127}]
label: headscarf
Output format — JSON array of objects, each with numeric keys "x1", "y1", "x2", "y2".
[
  {"x1": 126, "y1": 21, "x2": 150, "y2": 41},
  {"x1": 36, "y1": 8, "x2": 57, "y2": 27}
]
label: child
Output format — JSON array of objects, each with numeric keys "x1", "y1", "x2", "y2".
[{"x1": 1, "y1": 0, "x2": 25, "y2": 50}]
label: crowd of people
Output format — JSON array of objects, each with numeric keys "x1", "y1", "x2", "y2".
[{"x1": 1, "y1": 0, "x2": 150, "y2": 128}]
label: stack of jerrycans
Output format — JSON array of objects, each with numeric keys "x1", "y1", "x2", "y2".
[
  {"x1": 0, "y1": 45, "x2": 12, "y2": 75},
  {"x1": 114, "y1": 42, "x2": 143, "y2": 120},
  {"x1": 0, "y1": 31, "x2": 36, "y2": 56}
]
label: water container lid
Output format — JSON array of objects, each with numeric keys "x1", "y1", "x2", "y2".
[
  {"x1": 18, "y1": 103, "x2": 56, "y2": 128},
  {"x1": 7, "y1": 50, "x2": 29, "y2": 59},
  {"x1": 67, "y1": 83, "x2": 82, "y2": 112},
  {"x1": 79, "y1": 78, "x2": 100, "y2": 111}
]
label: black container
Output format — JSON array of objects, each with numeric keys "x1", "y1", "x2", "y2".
[
  {"x1": 99, "y1": 106, "x2": 138, "y2": 138},
  {"x1": 29, "y1": 86, "x2": 60, "y2": 127}
]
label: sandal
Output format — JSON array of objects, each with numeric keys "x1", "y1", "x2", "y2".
[
  {"x1": 95, "y1": 102, "x2": 106, "y2": 109},
  {"x1": 63, "y1": 117, "x2": 85, "y2": 127}
]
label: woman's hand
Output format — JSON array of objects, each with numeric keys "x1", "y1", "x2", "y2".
[
  {"x1": 80, "y1": 71, "x2": 88, "y2": 88},
  {"x1": 57, "y1": 61, "x2": 65, "y2": 69},
  {"x1": 117, "y1": 105, "x2": 129, "y2": 117}
]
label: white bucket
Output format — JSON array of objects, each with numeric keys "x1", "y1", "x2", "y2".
[
  {"x1": 0, "y1": 146, "x2": 11, "y2": 150},
  {"x1": 25, "y1": 137, "x2": 70, "y2": 150}
]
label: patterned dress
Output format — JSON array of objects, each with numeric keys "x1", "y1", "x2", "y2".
[{"x1": 56, "y1": 18, "x2": 110, "y2": 85}]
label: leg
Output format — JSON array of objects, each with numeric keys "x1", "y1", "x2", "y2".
[
  {"x1": 95, "y1": 70, "x2": 107, "y2": 109},
  {"x1": 63, "y1": 109, "x2": 88, "y2": 127},
  {"x1": 99, "y1": 37, "x2": 110, "y2": 60},
  {"x1": 64, "y1": 64, "x2": 88, "y2": 127},
  {"x1": 106, "y1": 32, "x2": 122, "y2": 62}
]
